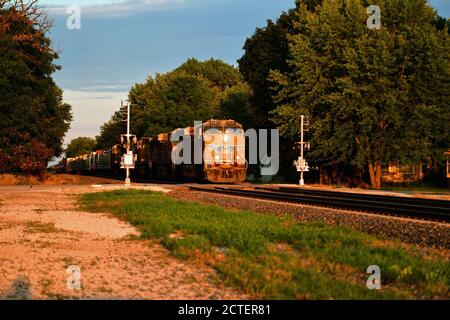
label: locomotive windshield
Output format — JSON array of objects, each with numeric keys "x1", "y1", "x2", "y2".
[
  {"x1": 204, "y1": 126, "x2": 222, "y2": 133},
  {"x1": 225, "y1": 128, "x2": 244, "y2": 136}
]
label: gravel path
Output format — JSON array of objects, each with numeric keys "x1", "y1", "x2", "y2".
[
  {"x1": 169, "y1": 189, "x2": 450, "y2": 249},
  {"x1": 0, "y1": 185, "x2": 245, "y2": 300}
]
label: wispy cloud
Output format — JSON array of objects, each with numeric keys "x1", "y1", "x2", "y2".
[
  {"x1": 44, "y1": 0, "x2": 186, "y2": 17},
  {"x1": 62, "y1": 89, "x2": 128, "y2": 143}
]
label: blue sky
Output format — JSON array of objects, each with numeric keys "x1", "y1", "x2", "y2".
[{"x1": 39, "y1": 0, "x2": 450, "y2": 145}]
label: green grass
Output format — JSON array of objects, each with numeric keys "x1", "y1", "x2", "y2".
[{"x1": 79, "y1": 190, "x2": 449, "y2": 300}]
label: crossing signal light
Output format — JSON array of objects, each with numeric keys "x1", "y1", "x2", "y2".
[
  {"x1": 303, "y1": 117, "x2": 310, "y2": 132},
  {"x1": 121, "y1": 106, "x2": 128, "y2": 123}
]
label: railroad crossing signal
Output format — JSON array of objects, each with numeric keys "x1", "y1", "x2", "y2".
[
  {"x1": 121, "y1": 134, "x2": 137, "y2": 148},
  {"x1": 303, "y1": 117, "x2": 310, "y2": 132},
  {"x1": 121, "y1": 150, "x2": 136, "y2": 169},
  {"x1": 294, "y1": 158, "x2": 309, "y2": 173},
  {"x1": 295, "y1": 115, "x2": 310, "y2": 186},
  {"x1": 121, "y1": 100, "x2": 135, "y2": 187},
  {"x1": 121, "y1": 105, "x2": 128, "y2": 123}
]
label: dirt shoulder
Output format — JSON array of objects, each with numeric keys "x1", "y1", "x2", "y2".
[
  {"x1": 0, "y1": 174, "x2": 123, "y2": 187},
  {"x1": 0, "y1": 185, "x2": 244, "y2": 300}
]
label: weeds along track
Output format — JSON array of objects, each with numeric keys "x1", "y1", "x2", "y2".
[{"x1": 189, "y1": 186, "x2": 450, "y2": 223}]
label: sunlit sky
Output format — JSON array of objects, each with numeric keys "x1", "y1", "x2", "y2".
[{"x1": 38, "y1": 0, "x2": 450, "y2": 147}]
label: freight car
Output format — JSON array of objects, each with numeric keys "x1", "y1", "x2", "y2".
[
  {"x1": 65, "y1": 119, "x2": 248, "y2": 183},
  {"x1": 66, "y1": 145, "x2": 123, "y2": 175}
]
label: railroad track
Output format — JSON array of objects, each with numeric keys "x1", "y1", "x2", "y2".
[{"x1": 189, "y1": 186, "x2": 450, "y2": 223}]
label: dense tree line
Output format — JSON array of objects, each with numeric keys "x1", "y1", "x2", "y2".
[
  {"x1": 239, "y1": 0, "x2": 449, "y2": 188},
  {"x1": 65, "y1": 137, "x2": 96, "y2": 159},
  {"x1": 95, "y1": 58, "x2": 252, "y2": 150},
  {"x1": 92, "y1": 0, "x2": 449, "y2": 188},
  {"x1": 0, "y1": 0, "x2": 72, "y2": 175}
]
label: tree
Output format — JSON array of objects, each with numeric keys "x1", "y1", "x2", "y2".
[
  {"x1": 96, "y1": 58, "x2": 251, "y2": 146},
  {"x1": 128, "y1": 70, "x2": 217, "y2": 137},
  {"x1": 238, "y1": 1, "x2": 323, "y2": 129},
  {"x1": 95, "y1": 111, "x2": 123, "y2": 150},
  {"x1": 0, "y1": 0, "x2": 51, "y2": 33},
  {"x1": 238, "y1": 12, "x2": 294, "y2": 129},
  {"x1": 270, "y1": 0, "x2": 450, "y2": 188},
  {"x1": 0, "y1": 1, "x2": 72, "y2": 174},
  {"x1": 176, "y1": 58, "x2": 243, "y2": 91},
  {"x1": 219, "y1": 82, "x2": 254, "y2": 129},
  {"x1": 65, "y1": 137, "x2": 97, "y2": 158},
  {"x1": 11, "y1": 138, "x2": 52, "y2": 175}
]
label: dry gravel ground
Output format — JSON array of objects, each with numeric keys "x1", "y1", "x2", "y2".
[
  {"x1": 169, "y1": 188, "x2": 450, "y2": 249},
  {"x1": 0, "y1": 185, "x2": 244, "y2": 300}
]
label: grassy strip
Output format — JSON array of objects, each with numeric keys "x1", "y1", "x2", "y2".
[{"x1": 79, "y1": 190, "x2": 449, "y2": 299}]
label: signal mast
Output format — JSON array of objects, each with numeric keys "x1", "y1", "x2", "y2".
[
  {"x1": 120, "y1": 100, "x2": 136, "y2": 187},
  {"x1": 294, "y1": 115, "x2": 310, "y2": 186}
]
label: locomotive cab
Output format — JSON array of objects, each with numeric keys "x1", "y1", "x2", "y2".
[{"x1": 203, "y1": 120, "x2": 247, "y2": 183}]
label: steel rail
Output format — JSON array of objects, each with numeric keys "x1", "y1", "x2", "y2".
[
  {"x1": 258, "y1": 187, "x2": 450, "y2": 209},
  {"x1": 189, "y1": 186, "x2": 450, "y2": 223}
]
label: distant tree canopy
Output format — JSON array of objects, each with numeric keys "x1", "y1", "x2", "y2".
[
  {"x1": 65, "y1": 137, "x2": 96, "y2": 158},
  {"x1": 268, "y1": 0, "x2": 450, "y2": 188},
  {"x1": 0, "y1": 1, "x2": 72, "y2": 175},
  {"x1": 95, "y1": 111, "x2": 123, "y2": 150},
  {"x1": 238, "y1": 7, "x2": 295, "y2": 129},
  {"x1": 96, "y1": 58, "x2": 252, "y2": 147},
  {"x1": 239, "y1": 0, "x2": 448, "y2": 131},
  {"x1": 238, "y1": 0, "x2": 325, "y2": 129}
]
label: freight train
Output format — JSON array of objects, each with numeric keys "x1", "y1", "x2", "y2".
[{"x1": 65, "y1": 119, "x2": 248, "y2": 183}]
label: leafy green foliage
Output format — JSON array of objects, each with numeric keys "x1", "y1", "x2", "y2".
[
  {"x1": 65, "y1": 137, "x2": 97, "y2": 158},
  {"x1": 238, "y1": 1, "x2": 325, "y2": 130},
  {"x1": 238, "y1": 8, "x2": 296, "y2": 129},
  {"x1": 95, "y1": 111, "x2": 123, "y2": 150},
  {"x1": 96, "y1": 58, "x2": 252, "y2": 145},
  {"x1": 80, "y1": 190, "x2": 449, "y2": 299},
  {"x1": 0, "y1": 4, "x2": 72, "y2": 174},
  {"x1": 129, "y1": 70, "x2": 218, "y2": 136},
  {"x1": 269, "y1": 0, "x2": 450, "y2": 188},
  {"x1": 176, "y1": 58, "x2": 243, "y2": 90}
]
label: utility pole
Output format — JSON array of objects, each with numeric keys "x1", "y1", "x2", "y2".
[{"x1": 294, "y1": 115, "x2": 310, "y2": 186}]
